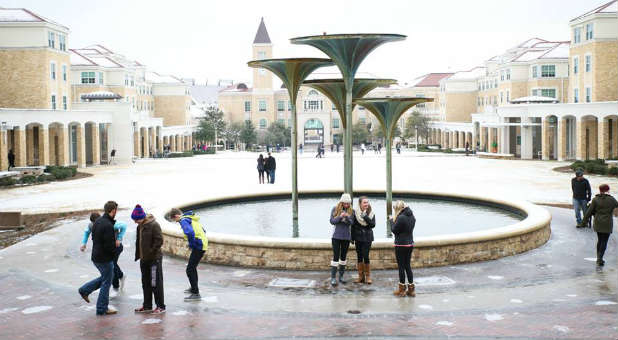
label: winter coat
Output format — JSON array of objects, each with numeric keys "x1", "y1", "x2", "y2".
[
  {"x1": 351, "y1": 210, "x2": 375, "y2": 242},
  {"x1": 135, "y1": 214, "x2": 163, "y2": 262},
  {"x1": 583, "y1": 193, "x2": 618, "y2": 234},
  {"x1": 572, "y1": 177, "x2": 591, "y2": 201},
  {"x1": 180, "y1": 211, "x2": 208, "y2": 251},
  {"x1": 91, "y1": 213, "x2": 116, "y2": 263},
  {"x1": 257, "y1": 158, "x2": 265, "y2": 171},
  {"x1": 265, "y1": 156, "x2": 276, "y2": 170},
  {"x1": 391, "y1": 207, "x2": 415, "y2": 246},
  {"x1": 329, "y1": 206, "x2": 353, "y2": 240}
]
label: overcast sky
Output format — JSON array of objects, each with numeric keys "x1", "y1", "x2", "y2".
[{"x1": 2, "y1": 0, "x2": 601, "y2": 85}]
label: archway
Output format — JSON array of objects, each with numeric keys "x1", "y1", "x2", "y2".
[
  {"x1": 579, "y1": 116, "x2": 598, "y2": 160},
  {"x1": 303, "y1": 118, "x2": 324, "y2": 145}
]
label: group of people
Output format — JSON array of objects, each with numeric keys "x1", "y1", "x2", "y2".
[
  {"x1": 78, "y1": 202, "x2": 208, "y2": 316},
  {"x1": 329, "y1": 194, "x2": 417, "y2": 297},
  {"x1": 256, "y1": 153, "x2": 277, "y2": 184},
  {"x1": 571, "y1": 169, "x2": 617, "y2": 266}
]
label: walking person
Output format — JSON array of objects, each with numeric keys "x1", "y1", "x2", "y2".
[
  {"x1": 315, "y1": 145, "x2": 322, "y2": 158},
  {"x1": 165, "y1": 208, "x2": 208, "y2": 301},
  {"x1": 351, "y1": 196, "x2": 376, "y2": 284},
  {"x1": 465, "y1": 141, "x2": 470, "y2": 156},
  {"x1": 132, "y1": 204, "x2": 166, "y2": 314},
  {"x1": 390, "y1": 200, "x2": 416, "y2": 297},
  {"x1": 8, "y1": 149, "x2": 15, "y2": 169},
  {"x1": 396, "y1": 142, "x2": 401, "y2": 154},
  {"x1": 336, "y1": 143, "x2": 340, "y2": 153},
  {"x1": 299, "y1": 143, "x2": 303, "y2": 155},
  {"x1": 78, "y1": 201, "x2": 118, "y2": 315},
  {"x1": 378, "y1": 143, "x2": 382, "y2": 154},
  {"x1": 583, "y1": 184, "x2": 618, "y2": 267},
  {"x1": 329, "y1": 193, "x2": 353, "y2": 286},
  {"x1": 265, "y1": 152, "x2": 276, "y2": 184},
  {"x1": 361, "y1": 143, "x2": 365, "y2": 155},
  {"x1": 572, "y1": 168, "x2": 592, "y2": 228},
  {"x1": 257, "y1": 154, "x2": 265, "y2": 184}
]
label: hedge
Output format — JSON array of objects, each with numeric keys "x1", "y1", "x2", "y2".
[{"x1": 570, "y1": 159, "x2": 618, "y2": 176}]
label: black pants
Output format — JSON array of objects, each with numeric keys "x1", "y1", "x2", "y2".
[
  {"x1": 112, "y1": 244, "x2": 124, "y2": 289},
  {"x1": 258, "y1": 170, "x2": 265, "y2": 183},
  {"x1": 331, "y1": 239, "x2": 350, "y2": 264},
  {"x1": 355, "y1": 241, "x2": 372, "y2": 264},
  {"x1": 395, "y1": 246, "x2": 414, "y2": 284},
  {"x1": 597, "y1": 232, "x2": 610, "y2": 260},
  {"x1": 187, "y1": 248, "x2": 205, "y2": 294},
  {"x1": 140, "y1": 258, "x2": 165, "y2": 310}
]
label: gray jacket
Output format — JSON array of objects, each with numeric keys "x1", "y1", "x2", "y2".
[{"x1": 329, "y1": 207, "x2": 353, "y2": 240}]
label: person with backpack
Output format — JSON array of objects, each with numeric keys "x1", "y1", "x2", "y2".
[{"x1": 165, "y1": 208, "x2": 208, "y2": 301}]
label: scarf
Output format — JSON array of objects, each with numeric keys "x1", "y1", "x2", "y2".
[{"x1": 355, "y1": 209, "x2": 375, "y2": 227}]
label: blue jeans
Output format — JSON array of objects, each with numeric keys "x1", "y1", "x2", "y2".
[
  {"x1": 573, "y1": 198, "x2": 588, "y2": 224},
  {"x1": 269, "y1": 169, "x2": 276, "y2": 184},
  {"x1": 79, "y1": 261, "x2": 113, "y2": 315}
]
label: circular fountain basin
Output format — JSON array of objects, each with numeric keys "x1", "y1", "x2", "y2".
[{"x1": 158, "y1": 190, "x2": 551, "y2": 270}]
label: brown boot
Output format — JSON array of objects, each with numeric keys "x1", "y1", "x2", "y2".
[
  {"x1": 353, "y1": 263, "x2": 365, "y2": 283},
  {"x1": 364, "y1": 263, "x2": 372, "y2": 284},
  {"x1": 393, "y1": 283, "x2": 407, "y2": 297},
  {"x1": 407, "y1": 283, "x2": 416, "y2": 297}
]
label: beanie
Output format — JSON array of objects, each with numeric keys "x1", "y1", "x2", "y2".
[
  {"x1": 339, "y1": 193, "x2": 352, "y2": 204},
  {"x1": 131, "y1": 204, "x2": 147, "y2": 221}
]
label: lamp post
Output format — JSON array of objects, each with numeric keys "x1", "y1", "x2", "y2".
[
  {"x1": 248, "y1": 58, "x2": 333, "y2": 233},
  {"x1": 291, "y1": 34, "x2": 405, "y2": 198},
  {"x1": 354, "y1": 97, "x2": 433, "y2": 235}
]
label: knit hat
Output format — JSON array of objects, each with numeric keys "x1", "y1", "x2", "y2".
[
  {"x1": 131, "y1": 204, "x2": 147, "y2": 220},
  {"x1": 339, "y1": 193, "x2": 352, "y2": 204},
  {"x1": 575, "y1": 168, "x2": 584, "y2": 177}
]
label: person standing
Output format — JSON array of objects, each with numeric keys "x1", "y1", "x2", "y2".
[
  {"x1": 315, "y1": 145, "x2": 322, "y2": 158},
  {"x1": 165, "y1": 208, "x2": 208, "y2": 301},
  {"x1": 257, "y1": 154, "x2": 265, "y2": 184},
  {"x1": 8, "y1": 149, "x2": 15, "y2": 169},
  {"x1": 378, "y1": 143, "x2": 382, "y2": 154},
  {"x1": 265, "y1": 152, "x2": 276, "y2": 184},
  {"x1": 465, "y1": 141, "x2": 470, "y2": 156},
  {"x1": 396, "y1": 142, "x2": 401, "y2": 154},
  {"x1": 132, "y1": 204, "x2": 166, "y2": 314},
  {"x1": 583, "y1": 184, "x2": 618, "y2": 266},
  {"x1": 572, "y1": 168, "x2": 592, "y2": 228},
  {"x1": 329, "y1": 193, "x2": 353, "y2": 286},
  {"x1": 361, "y1": 143, "x2": 366, "y2": 155},
  {"x1": 78, "y1": 201, "x2": 118, "y2": 315},
  {"x1": 299, "y1": 143, "x2": 303, "y2": 154},
  {"x1": 390, "y1": 200, "x2": 416, "y2": 297},
  {"x1": 351, "y1": 196, "x2": 376, "y2": 284},
  {"x1": 336, "y1": 143, "x2": 340, "y2": 153}
]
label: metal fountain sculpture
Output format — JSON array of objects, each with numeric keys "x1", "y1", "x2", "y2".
[{"x1": 249, "y1": 32, "x2": 431, "y2": 236}]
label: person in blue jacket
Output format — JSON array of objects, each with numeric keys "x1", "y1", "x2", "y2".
[
  {"x1": 165, "y1": 208, "x2": 208, "y2": 301},
  {"x1": 81, "y1": 213, "x2": 128, "y2": 292}
]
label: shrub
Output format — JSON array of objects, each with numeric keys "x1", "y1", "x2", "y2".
[
  {"x1": 50, "y1": 167, "x2": 73, "y2": 180},
  {"x1": 167, "y1": 151, "x2": 194, "y2": 158},
  {"x1": 36, "y1": 174, "x2": 54, "y2": 182},
  {"x1": 19, "y1": 175, "x2": 37, "y2": 184},
  {"x1": 608, "y1": 167, "x2": 618, "y2": 176},
  {"x1": 593, "y1": 164, "x2": 608, "y2": 175},
  {"x1": 0, "y1": 177, "x2": 16, "y2": 186},
  {"x1": 192, "y1": 148, "x2": 215, "y2": 155}
]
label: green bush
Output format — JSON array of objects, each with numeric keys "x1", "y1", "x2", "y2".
[
  {"x1": 50, "y1": 167, "x2": 73, "y2": 180},
  {"x1": 167, "y1": 151, "x2": 194, "y2": 158},
  {"x1": 20, "y1": 175, "x2": 37, "y2": 184},
  {"x1": 593, "y1": 164, "x2": 608, "y2": 175},
  {"x1": 608, "y1": 167, "x2": 618, "y2": 176},
  {"x1": 192, "y1": 148, "x2": 215, "y2": 155},
  {"x1": 569, "y1": 160, "x2": 617, "y2": 176},
  {"x1": 36, "y1": 174, "x2": 54, "y2": 182},
  {"x1": 0, "y1": 177, "x2": 16, "y2": 186}
]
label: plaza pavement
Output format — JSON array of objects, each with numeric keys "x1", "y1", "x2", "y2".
[{"x1": 0, "y1": 151, "x2": 616, "y2": 339}]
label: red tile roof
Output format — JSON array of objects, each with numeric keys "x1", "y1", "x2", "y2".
[{"x1": 413, "y1": 73, "x2": 454, "y2": 87}]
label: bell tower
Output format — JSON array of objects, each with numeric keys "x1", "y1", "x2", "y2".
[{"x1": 252, "y1": 17, "x2": 273, "y2": 90}]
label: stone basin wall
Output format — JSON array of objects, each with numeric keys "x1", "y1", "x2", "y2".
[{"x1": 159, "y1": 191, "x2": 552, "y2": 270}]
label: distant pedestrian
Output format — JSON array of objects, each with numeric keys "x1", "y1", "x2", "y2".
[
  {"x1": 351, "y1": 196, "x2": 375, "y2": 284},
  {"x1": 378, "y1": 143, "x2": 382, "y2": 154},
  {"x1": 396, "y1": 143, "x2": 401, "y2": 154},
  {"x1": 583, "y1": 184, "x2": 618, "y2": 267},
  {"x1": 8, "y1": 149, "x2": 15, "y2": 169},
  {"x1": 361, "y1": 143, "x2": 366, "y2": 155},
  {"x1": 336, "y1": 143, "x2": 340, "y2": 153},
  {"x1": 465, "y1": 142, "x2": 470, "y2": 156},
  {"x1": 390, "y1": 200, "x2": 416, "y2": 297},
  {"x1": 257, "y1": 154, "x2": 265, "y2": 184},
  {"x1": 299, "y1": 144, "x2": 303, "y2": 154},
  {"x1": 132, "y1": 204, "x2": 166, "y2": 314},
  {"x1": 572, "y1": 168, "x2": 592, "y2": 228},
  {"x1": 108, "y1": 149, "x2": 116, "y2": 165},
  {"x1": 78, "y1": 201, "x2": 118, "y2": 315},
  {"x1": 165, "y1": 208, "x2": 208, "y2": 301},
  {"x1": 330, "y1": 144, "x2": 334, "y2": 152},
  {"x1": 265, "y1": 152, "x2": 276, "y2": 184},
  {"x1": 329, "y1": 193, "x2": 353, "y2": 286}
]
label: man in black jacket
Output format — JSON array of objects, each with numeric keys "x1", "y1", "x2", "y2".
[
  {"x1": 78, "y1": 201, "x2": 118, "y2": 315},
  {"x1": 265, "y1": 152, "x2": 276, "y2": 184},
  {"x1": 572, "y1": 168, "x2": 592, "y2": 228}
]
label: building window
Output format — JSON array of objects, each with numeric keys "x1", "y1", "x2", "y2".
[
  {"x1": 259, "y1": 100, "x2": 266, "y2": 111},
  {"x1": 574, "y1": 88, "x2": 579, "y2": 103},
  {"x1": 333, "y1": 118, "x2": 340, "y2": 129},
  {"x1": 59, "y1": 34, "x2": 66, "y2": 51},
  {"x1": 359, "y1": 118, "x2": 366, "y2": 125},
  {"x1": 277, "y1": 100, "x2": 285, "y2": 111},
  {"x1": 257, "y1": 51, "x2": 266, "y2": 59},
  {"x1": 259, "y1": 119, "x2": 267, "y2": 129},
  {"x1": 124, "y1": 74, "x2": 129, "y2": 86},
  {"x1": 481, "y1": 82, "x2": 485, "y2": 91},
  {"x1": 62, "y1": 65, "x2": 67, "y2": 81},
  {"x1": 500, "y1": 92, "x2": 503, "y2": 103},
  {"x1": 477, "y1": 97, "x2": 481, "y2": 106},
  {"x1": 288, "y1": 101, "x2": 292, "y2": 111},
  {"x1": 98, "y1": 72, "x2": 104, "y2": 85},
  {"x1": 51, "y1": 95, "x2": 56, "y2": 110},
  {"x1": 532, "y1": 66, "x2": 538, "y2": 78},
  {"x1": 244, "y1": 101, "x2": 251, "y2": 112},
  {"x1": 532, "y1": 89, "x2": 538, "y2": 96},
  {"x1": 500, "y1": 70, "x2": 504, "y2": 81},
  {"x1": 304, "y1": 100, "x2": 322, "y2": 111},
  {"x1": 585, "y1": 87, "x2": 591, "y2": 102},
  {"x1": 494, "y1": 78, "x2": 498, "y2": 88},
  {"x1": 130, "y1": 76, "x2": 134, "y2": 87},
  {"x1": 585, "y1": 55, "x2": 591, "y2": 72},
  {"x1": 541, "y1": 89, "x2": 556, "y2": 98},
  {"x1": 81, "y1": 72, "x2": 95, "y2": 84},
  {"x1": 574, "y1": 27, "x2": 581, "y2": 44},
  {"x1": 277, "y1": 118, "x2": 285, "y2": 125},
  {"x1": 541, "y1": 65, "x2": 555, "y2": 78},
  {"x1": 573, "y1": 57, "x2": 579, "y2": 74},
  {"x1": 50, "y1": 62, "x2": 56, "y2": 80},
  {"x1": 506, "y1": 90, "x2": 510, "y2": 103},
  {"x1": 506, "y1": 69, "x2": 511, "y2": 80},
  {"x1": 586, "y1": 23, "x2": 593, "y2": 40},
  {"x1": 48, "y1": 31, "x2": 55, "y2": 48},
  {"x1": 62, "y1": 95, "x2": 67, "y2": 110}
]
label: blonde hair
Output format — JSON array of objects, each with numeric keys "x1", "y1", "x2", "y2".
[
  {"x1": 333, "y1": 202, "x2": 353, "y2": 217},
  {"x1": 393, "y1": 200, "x2": 408, "y2": 221}
]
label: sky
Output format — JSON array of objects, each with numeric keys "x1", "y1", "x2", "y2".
[{"x1": 1, "y1": 0, "x2": 602, "y2": 86}]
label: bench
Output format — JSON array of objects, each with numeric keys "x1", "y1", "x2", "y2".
[{"x1": 477, "y1": 152, "x2": 515, "y2": 160}]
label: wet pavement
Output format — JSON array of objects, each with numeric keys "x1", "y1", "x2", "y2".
[{"x1": 0, "y1": 206, "x2": 616, "y2": 339}]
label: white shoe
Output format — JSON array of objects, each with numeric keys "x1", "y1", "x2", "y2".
[{"x1": 119, "y1": 276, "x2": 126, "y2": 292}]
